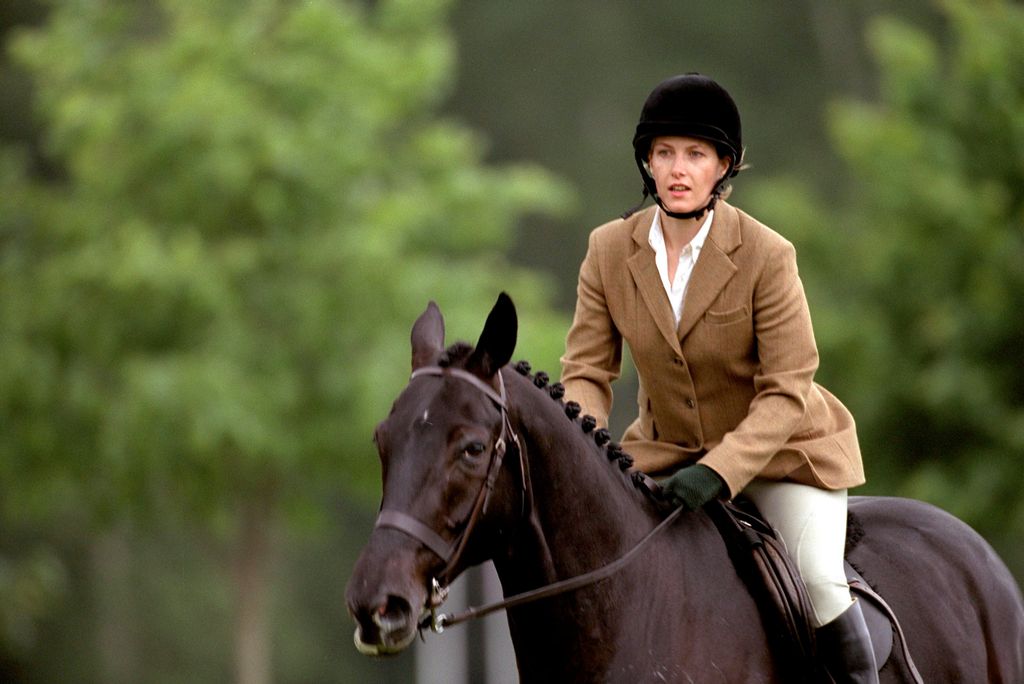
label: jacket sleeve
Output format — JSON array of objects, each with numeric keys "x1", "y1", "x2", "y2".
[
  {"x1": 698, "y1": 239, "x2": 820, "y2": 497},
  {"x1": 560, "y1": 228, "x2": 622, "y2": 427}
]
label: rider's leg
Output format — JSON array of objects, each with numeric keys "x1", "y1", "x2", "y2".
[{"x1": 743, "y1": 479, "x2": 878, "y2": 684}]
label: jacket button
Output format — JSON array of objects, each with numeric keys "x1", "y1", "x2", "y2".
[
  {"x1": 685, "y1": 398, "x2": 696, "y2": 409},
  {"x1": 672, "y1": 357, "x2": 685, "y2": 367}
]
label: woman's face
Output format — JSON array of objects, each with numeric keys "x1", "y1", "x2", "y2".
[{"x1": 647, "y1": 136, "x2": 730, "y2": 215}]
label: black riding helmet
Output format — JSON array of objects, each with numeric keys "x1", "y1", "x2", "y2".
[{"x1": 624, "y1": 73, "x2": 745, "y2": 220}]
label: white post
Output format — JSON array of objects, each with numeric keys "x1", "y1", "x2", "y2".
[
  {"x1": 414, "y1": 575, "x2": 469, "y2": 684},
  {"x1": 414, "y1": 563, "x2": 518, "y2": 683},
  {"x1": 480, "y1": 562, "x2": 517, "y2": 684}
]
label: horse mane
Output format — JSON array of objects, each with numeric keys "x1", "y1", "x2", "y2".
[
  {"x1": 506, "y1": 359, "x2": 643, "y2": 486},
  {"x1": 437, "y1": 342, "x2": 474, "y2": 368}
]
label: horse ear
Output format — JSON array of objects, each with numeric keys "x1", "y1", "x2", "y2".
[
  {"x1": 411, "y1": 301, "x2": 445, "y2": 370},
  {"x1": 467, "y1": 292, "x2": 517, "y2": 378}
]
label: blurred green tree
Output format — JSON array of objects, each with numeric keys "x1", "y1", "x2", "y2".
[
  {"x1": 746, "y1": 0, "x2": 1024, "y2": 576},
  {"x1": 0, "y1": 0, "x2": 571, "y2": 680}
]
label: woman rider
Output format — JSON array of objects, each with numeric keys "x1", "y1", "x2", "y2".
[{"x1": 560, "y1": 73, "x2": 877, "y2": 683}]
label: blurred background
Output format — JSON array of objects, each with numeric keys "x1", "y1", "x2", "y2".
[{"x1": 1, "y1": 0, "x2": 1021, "y2": 682}]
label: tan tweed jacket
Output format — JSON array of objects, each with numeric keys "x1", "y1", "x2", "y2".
[{"x1": 560, "y1": 202, "x2": 864, "y2": 497}]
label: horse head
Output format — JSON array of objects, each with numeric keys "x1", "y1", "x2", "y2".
[{"x1": 345, "y1": 293, "x2": 518, "y2": 655}]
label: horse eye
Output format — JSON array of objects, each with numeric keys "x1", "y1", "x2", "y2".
[{"x1": 462, "y1": 441, "x2": 487, "y2": 460}]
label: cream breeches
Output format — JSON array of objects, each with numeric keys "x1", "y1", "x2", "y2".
[{"x1": 742, "y1": 479, "x2": 854, "y2": 627}]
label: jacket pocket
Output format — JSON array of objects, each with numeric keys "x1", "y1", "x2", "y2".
[
  {"x1": 640, "y1": 394, "x2": 659, "y2": 440},
  {"x1": 704, "y1": 305, "x2": 749, "y2": 325}
]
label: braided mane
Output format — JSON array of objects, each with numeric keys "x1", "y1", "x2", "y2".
[{"x1": 507, "y1": 358, "x2": 652, "y2": 494}]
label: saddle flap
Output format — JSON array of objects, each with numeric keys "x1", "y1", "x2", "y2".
[
  {"x1": 706, "y1": 500, "x2": 921, "y2": 682},
  {"x1": 707, "y1": 500, "x2": 817, "y2": 666}
]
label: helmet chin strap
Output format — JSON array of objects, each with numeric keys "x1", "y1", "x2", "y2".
[
  {"x1": 620, "y1": 187, "x2": 719, "y2": 221},
  {"x1": 655, "y1": 191, "x2": 719, "y2": 221}
]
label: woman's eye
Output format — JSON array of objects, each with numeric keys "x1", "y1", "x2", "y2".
[{"x1": 462, "y1": 442, "x2": 487, "y2": 460}]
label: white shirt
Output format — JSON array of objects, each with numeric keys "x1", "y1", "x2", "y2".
[{"x1": 648, "y1": 209, "x2": 714, "y2": 326}]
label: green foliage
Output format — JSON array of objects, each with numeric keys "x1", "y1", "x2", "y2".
[
  {"x1": 752, "y1": 0, "x2": 1024, "y2": 556},
  {"x1": 0, "y1": 546, "x2": 66, "y2": 663},
  {"x1": 0, "y1": 1, "x2": 573, "y2": 675},
  {"x1": 0, "y1": 0, "x2": 572, "y2": 526}
]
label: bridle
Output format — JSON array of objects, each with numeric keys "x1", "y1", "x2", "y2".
[
  {"x1": 373, "y1": 364, "x2": 525, "y2": 614},
  {"x1": 372, "y1": 364, "x2": 684, "y2": 634}
]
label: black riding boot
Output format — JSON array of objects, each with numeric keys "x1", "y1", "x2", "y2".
[{"x1": 816, "y1": 599, "x2": 879, "y2": 684}]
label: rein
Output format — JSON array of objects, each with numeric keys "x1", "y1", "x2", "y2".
[{"x1": 421, "y1": 505, "x2": 684, "y2": 632}]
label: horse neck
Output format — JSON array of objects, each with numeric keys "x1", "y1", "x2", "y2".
[
  {"x1": 491, "y1": 370, "x2": 750, "y2": 679},
  {"x1": 502, "y1": 372, "x2": 655, "y2": 580}
]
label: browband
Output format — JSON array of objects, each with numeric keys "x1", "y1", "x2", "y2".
[{"x1": 410, "y1": 366, "x2": 507, "y2": 408}]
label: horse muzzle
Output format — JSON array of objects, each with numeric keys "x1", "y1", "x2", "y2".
[
  {"x1": 350, "y1": 593, "x2": 421, "y2": 656},
  {"x1": 345, "y1": 530, "x2": 433, "y2": 656}
]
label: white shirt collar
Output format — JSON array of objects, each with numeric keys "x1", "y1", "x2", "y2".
[
  {"x1": 648, "y1": 209, "x2": 714, "y2": 257},
  {"x1": 647, "y1": 209, "x2": 715, "y2": 325}
]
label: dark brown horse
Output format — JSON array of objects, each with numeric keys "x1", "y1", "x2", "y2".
[{"x1": 346, "y1": 293, "x2": 1024, "y2": 682}]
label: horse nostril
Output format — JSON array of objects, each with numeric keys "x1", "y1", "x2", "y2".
[{"x1": 373, "y1": 594, "x2": 413, "y2": 631}]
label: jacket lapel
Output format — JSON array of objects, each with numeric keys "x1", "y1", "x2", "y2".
[
  {"x1": 676, "y1": 203, "x2": 742, "y2": 341},
  {"x1": 627, "y1": 209, "x2": 683, "y2": 356}
]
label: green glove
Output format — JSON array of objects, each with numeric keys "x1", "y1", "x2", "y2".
[{"x1": 661, "y1": 464, "x2": 725, "y2": 511}]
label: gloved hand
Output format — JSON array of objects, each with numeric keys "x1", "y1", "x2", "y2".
[{"x1": 660, "y1": 464, "x2": 726, "y2": 511}]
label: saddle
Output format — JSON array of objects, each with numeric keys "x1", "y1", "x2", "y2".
[{"x1": 706, "y1": 499, "x2": 923, "y2": 682}]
